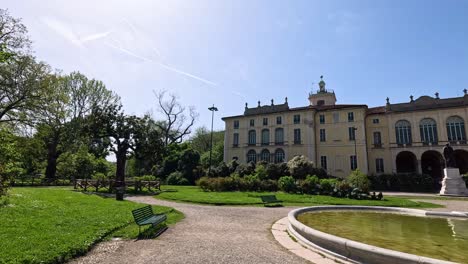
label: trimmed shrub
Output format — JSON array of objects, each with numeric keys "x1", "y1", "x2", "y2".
[
  {"x1": 242, "y1": 175, "x2": 261, "y2": 191},
  {"x1": 287, "y1": 155, "x2": 314, "y2": 179},
  {"x1": 347, "y1": 170, "x2": 370, "y2": 192},
  {"x1": 278, "y1": 176, "x2": 297, "y2": 193},
  {"x1": 197, "y1": 176, "x2": 211, "y2": 191}
]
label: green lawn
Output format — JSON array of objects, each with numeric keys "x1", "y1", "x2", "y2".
[
  {"x1": 0, "y1": 187, "x2": 183, "y2": 264},
  {"x1": 155, "y1": 185, "x2": 441, "y2": 208}
]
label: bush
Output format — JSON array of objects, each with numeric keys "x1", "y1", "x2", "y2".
[
  {"x1": 241, "y1": 175, "x2": 261, "y2": 191},
  {"x1": 259, "y1": 179, "x2": 278, "y2": 192},
  {"x1": 347, "y1": 170, "x2": 370, "y2": 192},
  {"x1": 197, "y1": 176, "x2": 211, "y2": 191},
  {"x1": 235, "y1": 162, "x2": 255, "y2": 177},
  {"x1": 332, "y1": 180, "x2": 352, "y2": 197},
  {"x1": 167, "y1": 171, "x2": 190, "y2": 185},
  {"x1": 135, "y1": 175, "x2": 157, "y2": 181},
  {"x1": 319, "y1": 178, "x2": 337, "y2": 195},
  {"x1": 92, "y1": 173, "x2": 108, "y2": 181},
  {"x1": 278, "y1": 176, "x2": 297, "y2": 193},
  {"x1": 462, "y1": 174, "x2": 468, "y2": 188},
  {"x1": 369, "y1": 173, "x2": 436, "y2": 192},
  {"x1": 299, "y1": 175, "x2": 320, "y2": 194},
  {"x1": 255, "y1": 165, "x2": 268, "y2": 180},
  {"x1": 287, "y1": 156, "x2": 314, "y2": 179}
]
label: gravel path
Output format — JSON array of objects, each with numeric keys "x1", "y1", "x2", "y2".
[
  {"x1": 70, "y1": 196, "x2": 468, "y2": 264},
  {"x1": 70, "y1": 197, "x2": 307, "y2": 264}
]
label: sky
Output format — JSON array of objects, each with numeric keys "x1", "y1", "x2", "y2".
[{"x1": 4, "y1": 0, "x2": 468, "y2": 131}]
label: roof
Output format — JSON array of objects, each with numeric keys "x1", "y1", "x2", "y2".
[
  {"x1": 367, "y1": 106, "x2": 387, "y2": 115},
  {"x1": 221, "y1": 104, "x2": 367, "y2": 120},
  {"x1": 387, "y1": 95, "x2": 468, "y2": 112}
]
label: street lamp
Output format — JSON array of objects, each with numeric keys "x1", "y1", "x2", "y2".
[
  {"x1": 208, "y1": 105, "x2": 218, "y2": 176},
  {"x1": 353, "y1": 127, "x2": 358, "y2": 170}
]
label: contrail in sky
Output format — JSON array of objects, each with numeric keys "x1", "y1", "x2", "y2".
[{"x1": 104, "y1": 41, "x2": 218, "y2": 86}]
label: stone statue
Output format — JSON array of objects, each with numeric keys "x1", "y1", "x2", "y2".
[{"x1": 443, "y1": 143, "x2": 457, "y2": 168}]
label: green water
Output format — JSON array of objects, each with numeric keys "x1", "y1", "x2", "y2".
[{"x1": 297, "y1": 211, "x2": 468, "y2": 263}]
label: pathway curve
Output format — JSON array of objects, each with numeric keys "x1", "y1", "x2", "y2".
[
  {"x1": 70, "y1": 196, "x2": 468, "y2": 264},
  {"x1": 71, "y1": 197, "x2": 307, "y2": 264}
]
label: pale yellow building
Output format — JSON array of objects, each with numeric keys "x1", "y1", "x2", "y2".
[{"x1": 222, "y1": 77, "x2": 468, "y2": 181}]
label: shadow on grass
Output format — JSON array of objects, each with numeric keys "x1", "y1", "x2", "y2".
[{"x1": 263, "y1": 204, "x2": 284, "y2": 208}]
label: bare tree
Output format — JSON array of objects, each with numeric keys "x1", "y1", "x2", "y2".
[{"x1": 154, "y1": 90, "x2": 198, "y2": 146}]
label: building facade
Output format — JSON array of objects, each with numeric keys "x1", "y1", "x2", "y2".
[{"x1": 222, "y1": 77, "x2": 468, "y2": 180}]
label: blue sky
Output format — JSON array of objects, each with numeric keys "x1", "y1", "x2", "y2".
[{"x1": 4, "y1": 0, "x2": 468, "y2": 131}]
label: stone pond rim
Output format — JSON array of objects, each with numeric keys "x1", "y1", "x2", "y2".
[{"x1": 287, "y1": 206, "x2": 468, "y2": 264}]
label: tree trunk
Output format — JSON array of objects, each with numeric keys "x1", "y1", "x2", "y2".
[
  {"x1": 115, "y1": 147, "x2": 127, "y2": 200},
  {"x1": 45, "y1": 138, "x2": 59, "y2": 180}
]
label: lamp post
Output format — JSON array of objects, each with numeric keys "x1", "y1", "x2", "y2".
[
  {"x1": 208, "y1": 105, "x2": 218, "y2": 176},
  {"x1": 353, "y1": 127, "x2": 358, "y2": 169}
]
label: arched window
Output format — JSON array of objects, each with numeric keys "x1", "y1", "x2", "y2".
[
  {"x1": 261, "y1": 129, "x2": 270, "y2": 145},
  {"x1": 247, "y1": 150, "x2": 257, "y2": 163},
  {"x1": 260, "y1": 149, "x2": 270, "y2": 162},
  {"x1": 275, "y1": 128, "x2": 284, "y2": 145},
  {"x1": 447, "y1": 116, "x2": 466, "y2": 143},
  {"x1": 395, "y1": 120, "x2": 412, "y2": 145},
  {"x1": 248, "y1": 130, "x2": 256, "y2": 145},
  {"x1": 274, "y1": 149, "x2": 285, "y2": 163},
  {"x1": 419, "y1": 118, "x2": 438, "y2": 145}
]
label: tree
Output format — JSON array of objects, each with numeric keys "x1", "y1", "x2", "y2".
[
  {"x1": 0, "y1": 55, "x2": 50, "y2": 124},
  {"x1": 0, "y1": 9, "x2": 31, "y2": 61},
  {"x1": 154, "y1": 90, "x2": 197, "y2": 147},
  {"x1": 190, "y1": 126, "x2": 224, "y2": 154},
  {"x1": 88, "y1": 103, "x2": 145, "y2": 200},
  {"x1": 0, "y1": 129, "x2": 24, "y2": 197},
  {"x1": 36, "y1": 72, "x2": 119, "y2": 180}
]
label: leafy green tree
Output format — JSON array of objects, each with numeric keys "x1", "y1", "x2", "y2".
[
  {"x1": 88, "y1": 103, "x2": 146, "y2": 200},
  {"x1": 0, "y1": 129, "x2": 24, "y2": 196},
  {"x1": 0, "y1": 55, "x2": 50, "y2": 124},
  {"x1": 0, "y1": 9, "x2": 31, "y2": 61}
]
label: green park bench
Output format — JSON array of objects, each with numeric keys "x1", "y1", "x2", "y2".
[
  {"x1": 259, "y1": 195, "x2": 283, "y2": 207},
  {"x1": 132, "y1": 205, "x2": 167, "y2": 236}
]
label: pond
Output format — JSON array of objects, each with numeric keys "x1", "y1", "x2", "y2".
[{"x1": 297, "y1": 211, "x2": 468, "y2": 263}]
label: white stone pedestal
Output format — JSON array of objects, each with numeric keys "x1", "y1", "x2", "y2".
[{"x1": 439, "y1": 168, "x2": 468, "y2": 196}]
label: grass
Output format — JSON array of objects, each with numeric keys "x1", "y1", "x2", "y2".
[
  {"x1": 0, "y1": 187, "x2": 183, "y2": 264},
  {"x1": 155, "y1": 185, "x2": 441, "y2": 208}
]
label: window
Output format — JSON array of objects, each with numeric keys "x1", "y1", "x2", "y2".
[
  {"x1": 395, "y1": 120, "x2": 412, "y2": 145},
  {"x1": 261, "y1": 129, "x2": 270, "y2": 145},
  {"x1": 234, "y1": 120, "x2": 239, "y2": 129},
  {"x1": 348, "y1": 127, "x2": 356, "y2": 141},
  {"x1": 373, "y1": 118, "x2": 379, "y2": 124},
  {"x1": 263, "y1": 118, "x2": 268, "y2": 126},
  {"x1": 333, "y1": 112, "x2": 339, "y2": 123},
  {"x1": 248, "y1": 130, "x2": 256, "y2": 145},
  {"x1": 320, "y1": 156, "x2": 327, "y2": 170},
  {"x1": 275, "y1": 128, "x2": 284, "y2": 145},
  {"x1": 294, "y1": 129, "x2": 301, "y2": 144},
  {"x1": 274, "y1": 149, "x2": 285, "y2": 163},
  {"x1": 348, "y1": 112, "x2": 354, "y2": 122},
  {"x1": 446, "y1": 116, "x2": 466, "y2": 143},
  {"x1": 233, "y1": 133, "x2": 239, "y2": 147},
  {"x1": 260, "y1": 149, "x2": 270, "y2": 162},
  {"x1": 419, "y1": 118, "x2": 438, "y2": 145},
  {"x1": 319, "y1": 114, "x2": 325, "y2": 124},
  {"x1": 249, "y1": 119, "x2": 255, "y2": 127},
  {"x1": 376, "y1": 158, "x2": 384, "y2": 173},
  {"x1": 276, "y1": 116, "x2": 282, "y2": 125},
  {"x1": 317, "y1": 100, "x2": 325, "y2": 106},
  {"x1": 320, "y1": 129, "x2": 326, "y2": 142},
  {"x1": 373, "y1": 131, "x2": 382, "y2": 147},
  {"x1": 247, "y1": 150, "x2": 256, "y2": 163},
  {"x1": 350, "y1": 155, "x2": 357, "y2": 170},
  {"x1": 293, "y1": 114, "x2": 300, "y2": 124}
]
